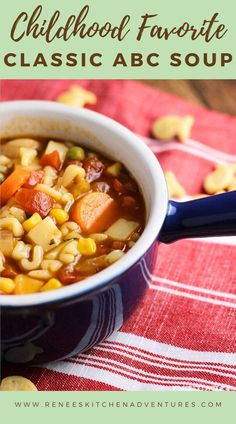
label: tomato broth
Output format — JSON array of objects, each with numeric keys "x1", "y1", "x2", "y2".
[{"x1": 0, "y1": 137, "x2": 145, "y2": 294}]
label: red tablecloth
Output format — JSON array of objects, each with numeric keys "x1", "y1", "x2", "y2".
[{"x1": 1, "y1": 80, "x2": 236, "y2": 391}]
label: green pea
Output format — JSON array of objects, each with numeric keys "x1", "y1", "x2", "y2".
[
  {"x1": 67, "y1": 146, "x2": 85, "y2": 161},
  {"x1": 0, "y1": 173, "x2": 5, "y2": 183}
]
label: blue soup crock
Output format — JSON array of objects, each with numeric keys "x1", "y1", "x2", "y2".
[{"x1": 1, "y1": 101, "x2": 236, "y2": 365}]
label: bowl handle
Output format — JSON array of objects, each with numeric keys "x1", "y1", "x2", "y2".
[{"x1": 159, "y1": 191, "x2": 236, "y2": 243}]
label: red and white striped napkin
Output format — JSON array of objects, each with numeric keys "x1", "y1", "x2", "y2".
[{"x1": 1, "y1": 80, "x2": 236, "y2": 391}]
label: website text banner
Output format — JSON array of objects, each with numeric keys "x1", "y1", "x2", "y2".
[
  {"x1": 0, "y1": 0, "x2": 235, "y2": 79},
  {"x1": 0, "y1": 392, "x2": 235, "y2": 423}
]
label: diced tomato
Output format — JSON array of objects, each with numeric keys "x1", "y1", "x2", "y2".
[
  {"x1": 15, "y1": 188, "x2": 53, "y2": 218},
  {"x1": 112, "y1": 178, "x2": 126, "y2": 194},
  {"x1": 1, "y1": 264, "x2": 18, "y2": 279},
  {"x1": 57, "y1": 266, "x2": 80, "y2": 285},
  {"x1": 122, "y1": 196, "x2": 138, "y2": 208},
  {"x1": 40, "y1": 150, "x2": 61, "y2": 170},
  {"x1": 23, "y1": 169, "x2": 44, "y2": 188},
  {"x1": 83, "y1": 157, "x2": 104, "y2": 183}
]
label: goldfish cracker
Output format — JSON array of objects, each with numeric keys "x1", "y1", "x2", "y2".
[
  {"x1": 0, "y1": 376, "x2": 37, "y2": 391},
  {"x1": 56, "y1": 85, "x2": 97, "y2": 108},
  {"x1": 152, "y1": 115, "x2": 194, "y2": 142},
  {"x1": 165, "y1": 171, "x2": 186, "y2": 198},
  {"x1": 203, "y1": 164, "x2": 234, "y2": 194}
]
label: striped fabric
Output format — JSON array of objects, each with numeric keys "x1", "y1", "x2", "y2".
[{"x1": 1, "y1": 80, "x2": 236, "y2": 391}]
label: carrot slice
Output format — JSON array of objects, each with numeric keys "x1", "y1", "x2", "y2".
[
  {"x1": 0, "y1": 168, "x2": 31, "y2": 206},
  {"x1": 70, "y1": 192, "x2": 118, "y2": 234}
]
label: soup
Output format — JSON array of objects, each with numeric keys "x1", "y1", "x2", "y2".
[{"x1": 0, "y1": 137, "x2": 145, "y2": 294}]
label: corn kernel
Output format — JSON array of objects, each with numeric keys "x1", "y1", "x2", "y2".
[
  {"x1": 78, "y1": 237, "x2": 97, "y2": 256},
  {"x1": 14, "y1": 274, "x2": 44, "y2": 294},
  {"x1": 50, "y1": 208, "x2": 69, "y2": 225},
  {"x1": 71, "y1": 179, "x2": 90, "y2": 198},
  {"x1": 0, "y1": 277, "x2": 15, "y2": 294},
  {"x1": 106, "y1": 162, "x2": 122, "y2": 177},
  {"x1": 23, "y1": 213, "x2": 42, "y2": 232},
  {"x1": 40, "y1": 278, "x2": 62, "y2": 292}
]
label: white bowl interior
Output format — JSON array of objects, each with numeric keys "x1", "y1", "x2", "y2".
[{"x1": 0, "y1": 101, "x2": 168, "y2": 307}]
